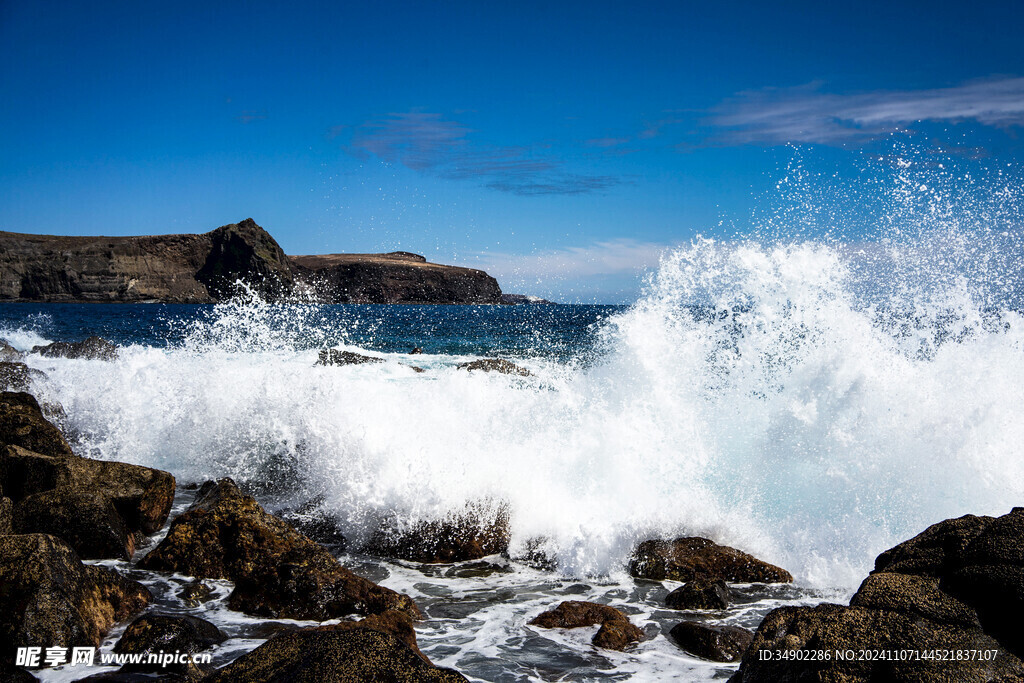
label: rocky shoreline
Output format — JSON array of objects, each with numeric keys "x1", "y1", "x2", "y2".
[{"x1": 1, "y1": 337, "x2": 1022, "y2": 681}]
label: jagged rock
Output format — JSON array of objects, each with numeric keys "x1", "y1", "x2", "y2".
[
  {"x1": 139, "y1": 478, "x2": 420, "y2": 620},
  {"x1": 208, "y1": 628, "x2": 468, "y2": 682},
  {"x1": 630, "y1": 537, "x2": 792, "y2": 583},
  {"x1": 196, "y1": 219, "x2": 294, "y2": 300},
  {"x1": 292, "y1": 251, "x2": 501, "y2": 305},
  {"x1": 114, "y1": 614, "x2": 226, "y2": 675},
  {"x1": 0, "y1": 534, "x2": 150, "y2": 649},
  {"x1": 669, "y1": 622, "x2": 753, "y2": 662},
  {"x1": 316, "y1": 349, "x2": 383, "y2": 366},
  {"x1": 456, "y1": 358, "x2": 532, "y2": 377},
  {"x1": 0, "y1": 362, "x2": 44, "y2": 392},
  {"x1": 0, "y1": 392, "x2": 74, "y2": 457},
  {"x1": 665, "y1": 578, "x2": 731, "y2": 610},
  {"x1": 529, "y1": 601, "x2": 644, "y2": 651},
  {"x1": 730, "y1": 508, "x2": 1024, "y2": 682},
  {"x1": 0, "y1": 340, "x2": 22, "y2": 361},
  {"x1": 31, "y1": 336, "x2": 118, "y2": 360},
  {"x1": 364, "y1": 504, "x2": 509, "y2": 563}
]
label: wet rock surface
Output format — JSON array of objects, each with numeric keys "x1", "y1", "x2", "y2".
[
  {"x1": 529, "y1": 600, "x2": 644, "y2": 651},
  {"x1": 365, "y1": 505, "x2": 510, "y2": 563},
  {"x1": 665, "y1": 578, "x2": 731, "y2": 610},
  {"x1": 669, "y1": 621, "x2": 753, "y2": 662},
  {"x1": 0, "y1": 340, "x2": 22, "y2": 361},
  {"x1": 113, "y1": 614, "x2": 226, "y2": 676},
  {"x1": 456, "y1": 358, "x2": 532, "y2": 376},
  {"x1": 31, "y1": 336, "x2": 118, "y2": 360},
  {"x1": 316, "y1": 348, "x2": 383, "y2": 366},
  {"x1": 0, "y1": 362, "x2": 44, "y2": 392},
  {"x1": 0, "y1": 391, "x2": 74, "y2": 457},
  {"x1": 630, "y1": 537, "x2": 793, "y2": 584},
  {"x1": 138, "y1": 478, "x2": 420, "y2": 621}
]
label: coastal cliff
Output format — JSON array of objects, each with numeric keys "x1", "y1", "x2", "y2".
[{"x1": 0, "y1": 219, "x2": 502, "y2": 304}]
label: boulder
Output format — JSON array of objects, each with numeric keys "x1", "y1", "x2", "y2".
[
  {"x1": 0, "y1": 340, "x2": 22, "y2": 361},
  {"x1": 665, "y1": 578, "x2": 731, "y2": 610},
  {"x1": 364, "y1": 504, "x2": 509, "y2": 563},
  {"x1": 456, "y1": 358, "x2": 532, "y2": 377},
  {"x1": 207, "y1": 628, "x2": 468, "y2": 682},
  {"x1": 13, "y1": 489, "x2": 135, "y2": 560},
  {"x1": 138, "y1": 478, "x2": 420, "y2": 621},
  {"x1": 0, "y1": 392, "x2": 74, "y2": 457},
  {"x1": 314, "y1": 610, "x2": 424, "y2": 662},
  {"x1": 0, "y1": 534, "x2": 150, "y2": 649},
  {"x1": 669, "y1": 622, "x2": 753, "y2": 662},
  {"x1": 0, "y1": 362, "x2": 44, "y2": 392},
  {"x1": 529, "y1": 601, "x2": 644, "y2": 651},
  {"x1": 278, "y1": 497, "x2": 348, "y2": 550},
  {"x1": 114, "y1": 614, "x2": 226, "y2": 675},
  {"x1": 31, "y1": 336, "x2": 118, "y2": 360},
  {"x1": 630, "y1": 537, "x2": 792, "y2": 583},
  {"x1": 178, "y1": 580, "x2": 216, "y2": 606},
  {"x1": 316, "y1": 349, "x2": 383, "y2": 366}
]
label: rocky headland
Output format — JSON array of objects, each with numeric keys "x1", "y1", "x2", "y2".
[{"x1": 0, "y1": 219, "x2": 503, "y2": 305}]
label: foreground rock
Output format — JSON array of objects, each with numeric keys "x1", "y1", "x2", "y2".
[
  {"x1": 365, "y1": 504, "x2": 510, "y2": 563},
  {"x1": 316, "y1": 349, "x2": 383, "y2": 366},
  {"x1": 0, "y1": 391, "x2": 73, "y2": 457},
  {"x1": 630, "y1": 537, "x2": 792, "y2": 583},
  {"x1": 529, "y1": 601, "x2": 644, "y2": 651},
  {"x1": 0, "y1": 362, "x2": 44, "y2": 392},
  {"x1": 670, "y1": 622, "x2": 753, "y2": 662},
  {"x1": 0, "y1": 534, "x2": 150, "y2": 649},
  {"x1": 139, "y1": 478, "x2": 420, "y2": 620},
  {"x1": 31, "y1": 336, "x2": 118, "y2": 360},
  {"x1": 731, "y1": 508, "x2": 1024, "y2": 682},
  {"x1": 665, "y1": 578, "x2": 731, "y2": 610},
  {"x1": 114, "y1": 614, "x2": 226, "y2": 676},
  {"x1": 209, "y1": 627, "x2": 468, "y2": 682},
  {"x1": 456, "y1": 358, "x2": 532, "y2": 377}
]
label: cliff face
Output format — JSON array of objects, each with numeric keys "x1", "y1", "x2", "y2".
[
  {"x1": 0, "y1": 220, "x2": 501, "y2": 305},
  {"x1": 291, "y1": 252, "x2": 502, "y2": 304}
]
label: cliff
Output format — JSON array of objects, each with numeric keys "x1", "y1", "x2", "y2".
[{"x1": 0, "y1": 219, "x2": 502, "y2": 305}]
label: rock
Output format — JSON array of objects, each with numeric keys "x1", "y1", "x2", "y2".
[
  {"x1": 178, "y1": 580, "x2": 216, "y2": 606},
  {"x1": 208, "y1": 628, "x2": 468, "y2": 682},
  {"x1": 364, "y1": 504, "x2": 510, "y2": 563},
  {"x1": 0, "y1": 494, "x2": 11, "y2": 534},
  {"x1": 278, "y1": 497, "x2": 348, "y2": 550},
  {"x1": 31, "y1": 336, "x2": 118, "y2": 360},
  {"x1": 665, "y1": 578, "x2": 731, "y2": 610},
  {"x1": 0, "y1": 534, "x2": 150, "y2": 649},
  {"x1": 0, "y1": 392, "x2": 74, "y2": 457},
  {"x1": 316, "y1": 349, "x2": 383, "y2": 366},
  {"x1": 500, "y1": 294, "x2": 556, "y2": 305},
  {"x1": 669, "y1": 622, "x2": 753, "y2": 662},
  {"x1": 410, "y1": 347, "x2": 423, "y2": 354},
  {"x1": 291, "y1": 252, "x2": 502, "y2": 305},
  {"x1": 456, "y1": 358, "x2": 532, "y2": 377},
  {"x1": 730, "y1": 508, "x2": 1024, "y2": 682},
  {"x1": 529, "y1": 601, "x2": 644, "y2": 651},
  {"x1": 0, "y1": 362, "x2": 44, "y2": 392},
  {"x1": 138, "y1": 478, "x2": 420, "y2": 621},
  {"x1": 114, "y1": 614, "x2": 226, "y2": 675},
  {"x1": 13, "y1": 489, "x2": 135, "y2": 560},
  {"x1": 314, "y1": 610, "x2": 425, "y2": 662},
  {"x1": 629, "y1": 537, "x2": 792, "y2": 583},
  {"x1": 0, "y1": 340, "x2": 22, "y2": 361},
  {"x1": 196, "y1": 219, "x2": 294, "y2": 301}
]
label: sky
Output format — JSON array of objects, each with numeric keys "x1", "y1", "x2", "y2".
[{"x1": 2, "y1": 0, "x2": 1024, "y2": 302}]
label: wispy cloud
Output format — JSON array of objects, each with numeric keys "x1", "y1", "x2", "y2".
[
  {"x1": 705, "y1": 77, "x2": 1024, "y2": 146},
  {"x1": 345, "y1": 112, "x2": 619, "y2": 195},
  {"x1": 473, "y1": 238, "x2": 671, "y2": 280}
]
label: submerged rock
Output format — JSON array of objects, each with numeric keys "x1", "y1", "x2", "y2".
[
  {"x1": 665, "y1": 578, "x2": 731, "y2": 610},
  {"x1": 0, "y1": 391, "x2": 74, "y2": 457},
  {"x1": 629, "y1": 537, "x2": 792, "y2": 584},
  {"x1": 0, "y1": 534, "x2": 150, "y2": 649},
  {"x1": 669, "y1": 622, "x2": 753, "y2": 662},
  {"x1": 316, "y1": 348, "x2": 383, "y2": 366},
  {"x1": 31, "y1": 336, "x2": 118, "y2": 360},
  {"x1": 731, "y1": 508, "x2": 1024, "y2": 682},
  {"x1": 364, "y1": 504, "x2": 510, "y2": 563},
  {"x1": 456, "y1": 358, "x2": 532, "y2": 377},
  {"x1": 529, "y1": 600, "x2": 644, "y2": 651},
  {"x1": 208, "y1": 628, "x2": 468, "y2": 682},
  {"x1": 114, "y1": 614, "x2": 226, "y2": 676},
  {"x1": 0, "y1": 362, "x2": 44, "y2": 392},
  {"x1": 139, "y1": 478, "x2": 420, "y2": 621}
]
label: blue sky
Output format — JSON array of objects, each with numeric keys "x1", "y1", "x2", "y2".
[{"x1": 2, "y1": 1, "x2": 1024, "y2": 302}]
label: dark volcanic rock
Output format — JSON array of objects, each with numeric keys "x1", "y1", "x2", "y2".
[
  {"x1": 456, "y1": 358, "x2": 532, "y2": 377},
  {"x1": 138, "y1": 478, "x2": 420, "y2": 620},
  {"x1": 114, "y1": 614, "x2": 226, "y2": 675},
  {"x1": 529, "y1": 601, "x2": 644, "y2": 651},
  {"x1": 292, "y1": 251, "x2": 501, "y2": 305},
  {"x1": 31, "y1": 336, "x2": 118, "y2": 360},
  {"x1": 316, "y1": 349, "x2": 383, "y2": 366},
  {"x1": 665, "y1": 578, "x2": 731, "y2": 610},
  {"x1": 0, "y1": 362, "x2": 44, "y2": 392},
  {"x1": 731, "y1": 508, "x2": 1024, "y2": 682},
  {"x1": 0, "y1": 391, "x2": 74, "y2": 457},
  {"x1": 365, "y1": 505, "x2": 510, "y2": 564},
  {"x1": 0, "y1": 218, "x2": 292, "y2": 303},
  {"x1": 669, "y1": 622, "x2": 753, "y2": 662},
  {"x1": 630, "y1": 537, "x2": 792, "y2": 584},
  {"x1": 0, "y1": 534, "x2": 150, "y2": 649},
  {"x1": 208, "y1": 628, "x2": 468, "y2": 683}
]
